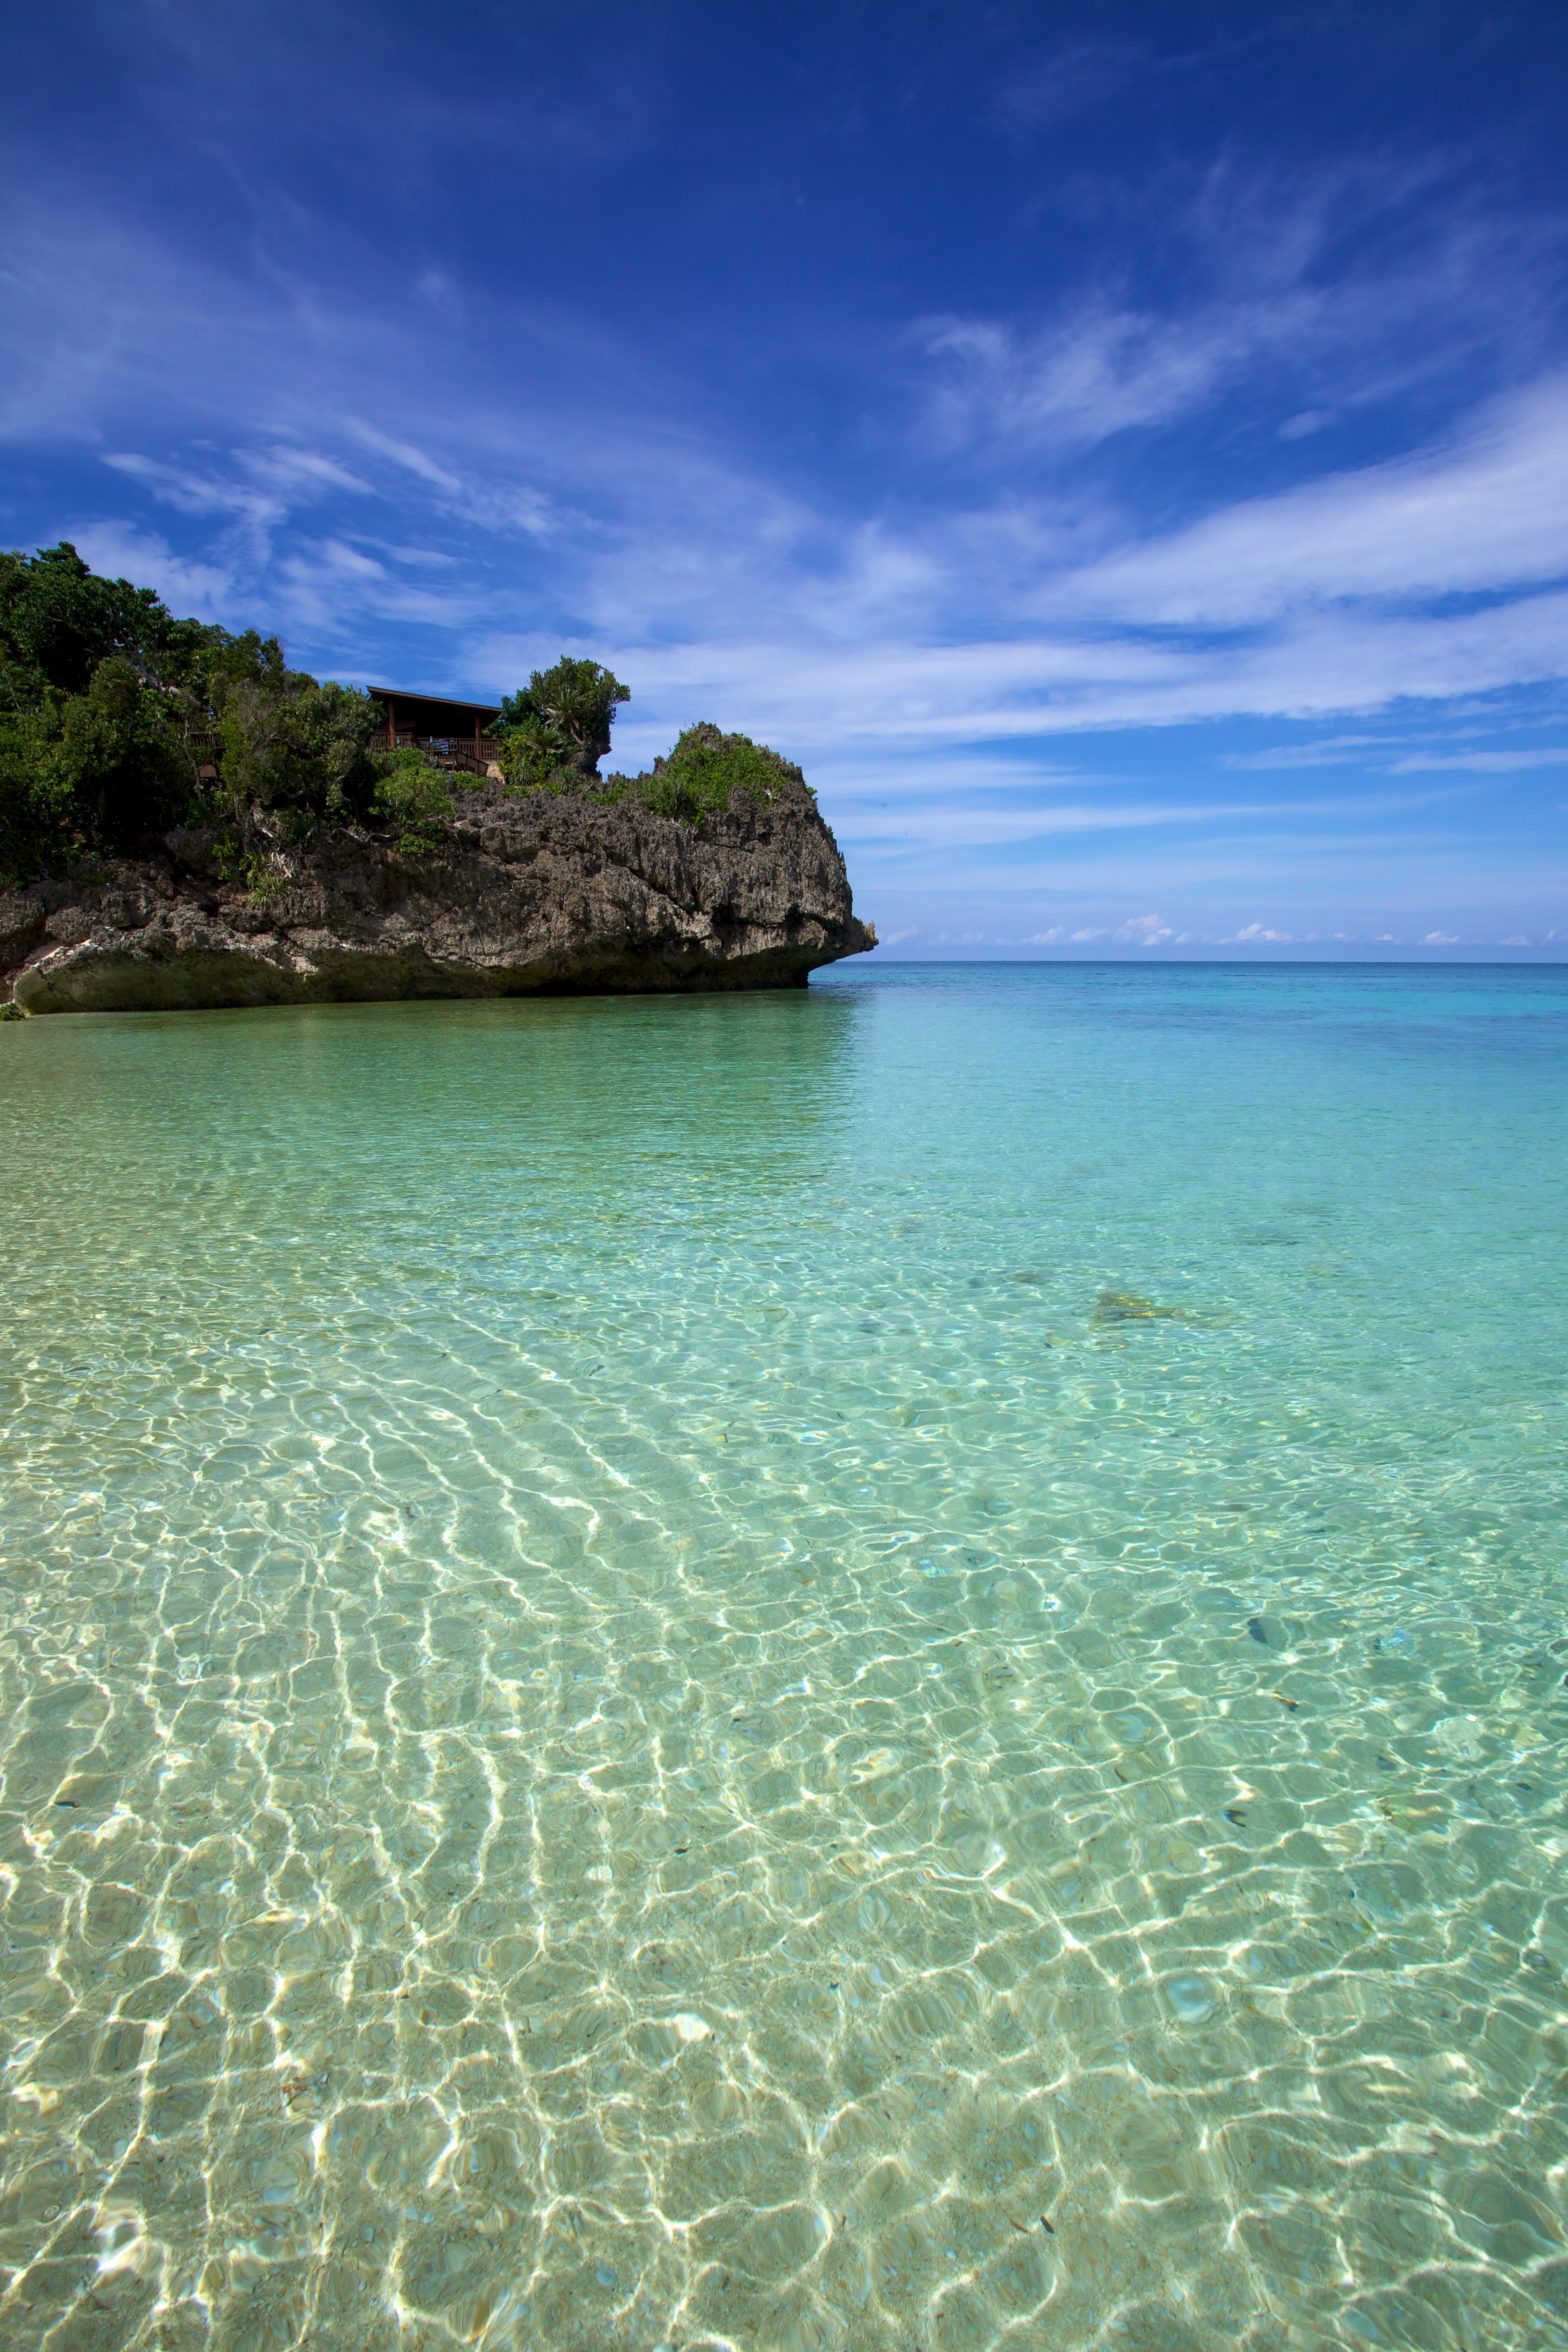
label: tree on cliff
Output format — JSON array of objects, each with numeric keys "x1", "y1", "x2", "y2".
[
  {"x1": 207, "y1": 634, "x2": 384, "y2": 844},
  {"x1": 0, "y1": 545, "x2": 800, "y2": 893},
  {"x1": 492, "y1": 657, "x2": 629, "y2": 791},
  {"x1": 0, "y1": 545, "x2": 389, "y2": 882},
  {"x1": 0, "y1": 543, "x2": 215, "y2": 878}
]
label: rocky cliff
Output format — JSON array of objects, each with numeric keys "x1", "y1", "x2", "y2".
[{"x1": 0, "y1": 774, "x2": 873, "y2": 1014}]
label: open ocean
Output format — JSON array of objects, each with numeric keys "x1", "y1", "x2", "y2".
[{"x1": 2, "y1": 960, "x2": 1566, "y2": 2352}]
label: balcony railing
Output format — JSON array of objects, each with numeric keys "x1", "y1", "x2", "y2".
[{"x1": 393, "y1": 733, "x2": 503, "y2": 778}]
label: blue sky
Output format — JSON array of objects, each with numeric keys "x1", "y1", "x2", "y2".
[{"x1": 5, "y1": 1, "x2": 1568, "y2": 956}]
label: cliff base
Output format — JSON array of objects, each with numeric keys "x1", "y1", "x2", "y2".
[{"x1": 1, "y1": 779, "x2": 874, "y2": 1014}]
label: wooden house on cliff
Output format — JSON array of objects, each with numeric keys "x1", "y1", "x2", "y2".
[{"x1": 369, "y1": 686, "x2": 503, "y2": 778}]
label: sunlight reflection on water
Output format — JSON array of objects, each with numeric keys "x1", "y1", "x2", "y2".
[{"x1": 2, "y1": 965, "x2": 1566, "y2": 2350}]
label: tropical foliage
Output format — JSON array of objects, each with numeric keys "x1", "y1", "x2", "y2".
[
  {"x1": 492, "y1": 657, "x2": 631, "y2": 791},
  {"x1": 0, "y1": 546, "x2": 808, "y2": 888},
  {"x1": 615, "y1": 723, "x2": 810, "y2": 823},
  {"x1": 370, "y1": 745, "x2": 457, "y2": 854},
  {"x1": 0, "y1": 544, "x2": 394, "y2": 884}
]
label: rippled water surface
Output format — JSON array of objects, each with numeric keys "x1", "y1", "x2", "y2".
[{"x1": 3, "y1": 961, "x2": 1568, "y2": 2352}]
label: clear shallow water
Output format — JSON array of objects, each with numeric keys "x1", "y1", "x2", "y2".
[{"x1": 1, "y1": 960, "x2": 1566, "y2": 2352}]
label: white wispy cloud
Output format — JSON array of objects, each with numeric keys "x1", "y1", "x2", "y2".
[
  {"x1": 830, "y1": 783, "x2": 1470, "y2": 855},
  {"x1": 570, "y1": 597, "x2": 1568, "y2": 764},
  {"x1": 1224, "y1": 732, "x2": 1411, "y2": 770},
  {"x1": 345, "y1": 423, "x2": 463, "y2": 492},
  {"x1": 102, "y1": 453, "x2": 282, "y2": 532},
  {"x1": 5, "y1": 151, "x2": 1566, "y2": 949},
  {"x1": 1056, "y1": 375, "x2": 1568, "y2": 622},
  {"x1": 922, "y1": 304, "x2": 1272, "y2": 452},
  {"x1": 64, "y1": 524, "x2": 236, "y2": 615},
  {"x1": 1385, "y1": 747, "x2": 1568, "y2": 773},
  {"x1": 1227, "y1": 730, "x2": 1568, "y2": 776},
  {"x1": 18, "y1": 182, "x2": 1568, "y2": 747},
  {"x1": 917, "y1": 148, "x2": 1549, "y2": 463},
  {"x1": 992, "y1": 38, "x2": 1148, "y2": 133},
  {"x1": 245, "y1": 446, "x2": 374, "y2": 498}
]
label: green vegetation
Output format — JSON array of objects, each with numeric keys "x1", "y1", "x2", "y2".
[
  {"x1": 493, "y1": 658, "x2": 630, "y2": 791},
  {"x1": 205, "y1": 638, "x2": 388, "y2": 840},
  {"x1": 0, "y1": 543, "x2": 396, "y2": 886},
  {"x1": 490, "y1": 666, "x2": 808, "y2": 824},
  {"x1": 0, "y1": 546, "x2": 810, "y2": 888},
  {"x1": 1, "y1": 543, "x2": 204, "y2": 882},
  {"x1": 370, "y1": 746, "x2": 457, "y2": 855},
  {"x1": 607, "y1": 724, "x2": 811, "y2": 822}
]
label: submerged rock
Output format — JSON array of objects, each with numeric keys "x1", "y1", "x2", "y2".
[
  {"x1": 1092, "y1": 1290, "x2": 1193, "y2": 1324},
  {"x1": 2, "y1": 776, "x2": 874, "y2": 1014}
]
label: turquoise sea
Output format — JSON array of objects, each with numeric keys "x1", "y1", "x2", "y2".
[{"x1": 2, "y1": 960, "x2": 1567, "y2": 2352}]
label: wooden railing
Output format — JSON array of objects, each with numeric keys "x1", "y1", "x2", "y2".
[{"x1": 393, "y1": 733, "x2": 502, "y2": 778}]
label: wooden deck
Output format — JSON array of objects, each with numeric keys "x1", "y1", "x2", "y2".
[
  {"x1": 370, "y1": 688, "x2": 503, "y2": 780},
  {"x1": 392, "y1": 732, "x2": 503, "y2": 778}
]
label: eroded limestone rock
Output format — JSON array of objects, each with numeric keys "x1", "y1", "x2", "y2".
[{"x1": 3, "y1": 778, "x2": 873, "y2": 1014}]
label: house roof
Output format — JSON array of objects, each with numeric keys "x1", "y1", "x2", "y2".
[{"x1": 367, "y1": 685, "x2": 501, "y2": 723}]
